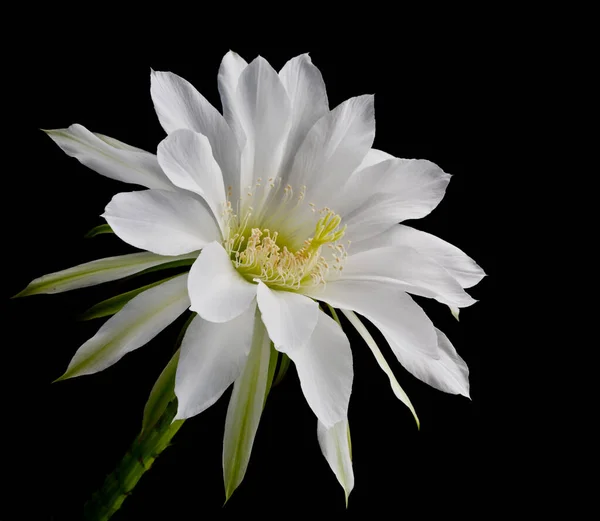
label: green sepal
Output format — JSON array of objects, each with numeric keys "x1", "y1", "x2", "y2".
[
  {"x1": 326, "y1": 304, "x2": 342, "y2": 326},
  {"x1": 142, "y1": 350, "x2": 180, "y2": 435},
  {"x1": 264, "y1": 343, "x2": 279, "y2": 406},
  {"x1": 141, "y1": 313, "x2": 195, "y2": 434},
  {"x1": 223, "y1": 308, "x2": 272, "y2": 503},
  {"x1": 79, "y1": 275, "x2": 180, "y2": 320},
  {"x1": 127, "y1": 258, "x2": 196, "y2": 279},
  {"x1": 84, "y1": 224, "x2": 114, "y2": 238},
  {"x1": 272, "y1": 353, "x2": 291, "y2": 387},
  {"x1": 53, "y1": 274, "x2": 190, "y2": 383},
  {"x1": 347, "y1": 423, "x2": 352, "y2": 461},
  {"x1": 13, "y1": 252, "x2": 197, "y2": 298}
]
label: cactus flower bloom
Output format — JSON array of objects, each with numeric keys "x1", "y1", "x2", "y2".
[{"x1": 18, "y1": 51, "x2": 484, "y2": 513}]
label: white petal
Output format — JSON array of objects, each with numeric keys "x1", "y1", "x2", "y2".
[
  {"x1": 292, "y1": 95, "x2": 375, "y2": 207},
  {"x1": 341, "y1": 159, "x2": 451, "y2": 242},
  {"x1": 174, "y1": 303, "x2": 256, "y2": 420},
  {"x1": 256, "y1": 281, "x2": 319, "y2": 353},
  {"x1": 223, "y1": 308, "x2": 272, "y2": 500},
  {"x1": 14, "y1": 251, "x2": 196, "y2": 296},
  {"x1": 303, "y1": 279, "x2": 438, "y2": 357},
  {"x1": 350, "y1": 224, "x2": 485, "y2": 288},
  {"x1": 236, "y1": 56, "x2": 291, "y2": 195},
  {"x1": 340, "y1": 246, "x2": 476, "y2": 308},
  {"x1": 380, "y1": 325, "x2": 470, "y2": 397},
  {"x1": 218, "y1": 51, "x2": 249, "y2": 149},
  {"x1": 317, "y1": 419, "x2": 354, "y2": 505},
  {"x1": 278, "y1": 53, "x2": 329, "y2": 176},
  {"x1": 331, "y1": 158, "x2": 396, "y2": 217},
  {"x1": 356, "y1": 147, "x2": 394, "y2": 170},
  {"x1": 286, "y1": 311, "x2": 353, "y2": 428},
  {"x1": 307, "y1": 280, "x2": 469, "y2": 396},
  {"x1": 103, "y1": 189, "x2": 220, "y2": 255},
  {"x1": 57, "y1": 274, "x2": 190, "y2": 380},
  {"x1": 44, "y1": 125, "x2": 173, "y2": 190},
  {"x1": 150, "y1": 70, "x2": 240, "y2": 200},
  {"x1": 305, "y1": 277, "x2": 470, "y2": 398},
  {"x1": 188, "y1": 241, "x2": 257, "y2": 322},
  {"x1": 157, "y1": 129, "x2": 227, "y2": 226},
  {"x1": 92, "y1": 133, "x2": 151, "y2": 153}
]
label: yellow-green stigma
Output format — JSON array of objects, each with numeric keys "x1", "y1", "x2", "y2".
[{"x1": 223, "y1": 208, "x2": 347, "y2": 290}]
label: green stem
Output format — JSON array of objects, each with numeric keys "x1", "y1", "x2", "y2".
[{"x1": 83, "y1": 400, "x2": 185, "y2": 521}]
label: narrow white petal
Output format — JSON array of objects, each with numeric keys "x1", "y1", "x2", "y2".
[
  {"x1": 317, "y1": 419, "x2": 354, "y2": 506},
  {"x1": 278, "y1": 54, "x2": 329, "y2": 176},
  {"x1": 303, "y1": 279, "x2": 438, "y2": 357},
  {"x1": 380, "y1": 325, "x2": 470, "y2": 397},
  {"x1": 223, "y1": 308, "x2": 272, "y2": 501},
  {"x1": 92, "y1": 133, "x2": 150, "y2": 153},
  {"x1": 350, "y1": 224, "x2": 486, "y2": 288},
  {"x1": 150, "y1": 70, "x2": 240, "y2": 199},
  {"x1": 341, "y1": 310, "x2": 419, "y2": 427},
  {"x1": 218, "y1": 50, "x2": 249, "y2": 149},
  {"x1": 188, "y1": 241, "x2": 257, "y2": 322},
  {"x1": 286, "y1": 311, "x2": 353, "y2": 428},
  {"x1": 174, "y1": 303, "x2": 256, "y2": 420},
  {"x1": 15, "y1": 252, "x2": 196, "y2": 297},
  {"x1": 340, "y1": 246, "x2": 476, "y2": 308},
  {"x1": 157, "y1": 129, "x2": 227, "y2": 226},
  {"x1": 236, "y1": 56, "x2": 291, "y2": 195},
  {"x1": 256, "y1": 281, "x2": 319, "y2": 353},
  {"x1": 341, "y1": 159, "x2": 451, "y2": 242},
  {"x1": 292, "y1": 95, "x2": 375, "y2": 206},
  {"x1": 103, "y1": 189, "x2": 220, "y2": 255},
  {"x1": 308, "y1": 281, "x2": 469, "y2": 397},
  {"x1": 57, "y1": 274, "x2": 190, "y2": 380},
  {"x1": 44, "y1": 125, "x2": 173, "y2": 190}
]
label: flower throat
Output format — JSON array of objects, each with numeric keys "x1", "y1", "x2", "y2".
[{"x1": 222, "y1": 178, "x2": 348, "y2": 290}]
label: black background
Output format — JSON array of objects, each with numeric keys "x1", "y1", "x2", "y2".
[{"x1": 7, "y1": 44, "x2": 506, "y2": 519}]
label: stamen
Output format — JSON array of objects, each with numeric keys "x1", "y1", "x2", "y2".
[{"x1": 222, "y1": 180, "x2": 347, "y2": 290}]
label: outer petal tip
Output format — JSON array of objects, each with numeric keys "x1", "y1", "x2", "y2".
[
  {"x1": 451, "y1": 307, "x2": 461, "y2": 321},
  {"x1": 11, "y1": 288, "x2": 27, "y2": 299},
  {"x1": 52, "y1": 367, "x2": 77, "y2": 383}
]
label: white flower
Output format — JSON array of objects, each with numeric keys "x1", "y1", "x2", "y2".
[{"x1": 21, "y1": 52, "x2": 485, "y2": 502}]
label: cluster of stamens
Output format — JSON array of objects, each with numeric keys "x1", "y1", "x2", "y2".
[{"x1": 222, "y1": 179, "x2": 348, "y2": 290}]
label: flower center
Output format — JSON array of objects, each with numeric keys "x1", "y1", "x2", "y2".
[{"x1": 222, "y1": 179, "x2": 347, "y2": 290}]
